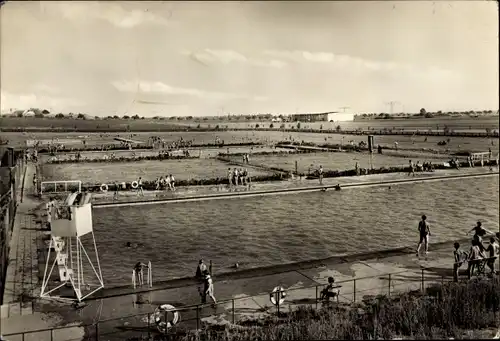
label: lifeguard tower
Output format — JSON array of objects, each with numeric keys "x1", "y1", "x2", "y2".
[{"x1": 40, "y1": 192, "x2": 104, "y2": 302}]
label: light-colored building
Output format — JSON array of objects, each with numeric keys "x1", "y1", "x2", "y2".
[{"x1": 290, "y1": 111, "x2": 354, "y2": 122}]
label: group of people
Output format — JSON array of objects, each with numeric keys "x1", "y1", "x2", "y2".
[
  {"x1": 228, "y1": 168, "x2": 251, "y2": 187},
  {"x1": 154, "y1": 175, "x2": 176, "y2": 191},
  {"x1": 408, "y1": 160, "x2": 435, "y2": 175},
  {"x1": 416, "y1": 215, "x2": 500, "y2": 281}
]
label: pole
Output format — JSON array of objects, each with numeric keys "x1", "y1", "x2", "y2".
[
  {"x1": 232, "y1": 299, "x2": 235, "y2": 324},
  {"x1": 353, "y1": 279, "x2": 356, "y2": 302},
  {"x1": 388, "y1": 274, "x2": 391, "y2": 297},
  {"x1": 315, "y1": 286, "x2": 318, "y2": 309},
  {"x1": 421, "y1": 269, "x2": 425, "y2": 292},
  {"x1": 95, "y1": 322, "x2": 99, "y2": 341}
]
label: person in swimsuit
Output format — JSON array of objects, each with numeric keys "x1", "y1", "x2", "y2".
[
  {"x1": 133, "y1": 262, "x2": 149, "y2": 286},
  {"x1": 466, "y1": 222, "x2": 495, "y2": 252},
  {"x1": 485, "y1": 237, "x2": 499, "y2": 275},
  {"x1": 203, "y1": 270, "x2": 217, "y2": 305},
  {"x1": 416, "y1": 215, "x2": 431, "y2": 255},
  {"x1": 318, "y1": 165, "x2": 324, "y2": 185},
  {"x1": 320, "y1": 276, "x2": 339, "y2": 302},
  {"x1": 137, "y1": 177, "x2": 144, "y2": 197}
]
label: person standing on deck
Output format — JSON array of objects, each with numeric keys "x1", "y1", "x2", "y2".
[
  {"x1": 228, "y1": 168, "x2": 233, "y2": 189},
  {"x1": 137, "y1": 177, "x2": 144, "y2": 197},
  {"x1": 467, "y1": 221, "x2": 495, "y2": 253},
  {"x1": 408, "y1": 160, "x2": 415, "y2": 177},
  {"x1": 195, "y1": 259, "x2": 208, "y2": 302},
  {"x1": 318, "y1": 165, "x2": 324, "y2": 185},
  {"x1": 416, "y1": 215, "x2": 431, "y2": 256}
]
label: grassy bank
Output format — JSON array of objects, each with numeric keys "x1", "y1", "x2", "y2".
[{"x1": 144, "y1": 278, "x2": 500, "y2": 340}]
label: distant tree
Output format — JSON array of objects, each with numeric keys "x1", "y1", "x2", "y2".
[
  {"x1": 203, "y1": 117, "x2": 208, "y2": 121},
  {"x1": 424, "y1": 112, "x2": 434, "y2": 118},
  {"x1": 94, "y1": 116, "x2": 100, "y2": 120},
  {"x1": 132, "y1": 114, "x2": 140, "y2": 120},
  {"x1": 42, "y1": 109, "x2": 50, "y2": 115},
  {"x1": 106, "y1": 116, "x2": 113, "y2": 119},
  {"x1": 419, "y1": 108, "x2": 427, "y2": 116},
  {"x1": 437, "y1": 110, "x2": 442, "y2": 114},
  {"x1": 123, "y1": 115, "x2": 130, "y2": 119},
  {"x1": 113, "y1": 115, "x2": 119, "y2": 119},
  {"x1": 77, "y1": 113, "x2": 86, "y2": 119},
  {"x1": 153, "y1": 116, "x2": 160, "y2": 120},
  {"x1": 34, "y1": 112, "x2": 44, "y2": 118},
  {"x1": 55, "y1": 113, "x2": 65, "y2": 119},
  {"x1": 140, "y1": 116, "x2": 145, "y2": 120}
]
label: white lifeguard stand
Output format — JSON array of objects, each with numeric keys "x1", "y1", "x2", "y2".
[
  {"x1": 40, "y1": 192, "x2": 104, "y2": 302},
  {"x1": 132, "y1": 261, "x2": 153, "y2": 289}
]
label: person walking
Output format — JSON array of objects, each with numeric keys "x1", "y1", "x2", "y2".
[
  {"x1": 318, "y1": 165, "x2": 324, "y2": 185},
  {"x1": 203, "y1": 270, "x2": 217, "y2": 305},
  {"x1": 453, "y1": 242, "x2": 467, "y2": 282},
  {"x1": 416, "y1": 215, "x2": 431, "y2": 256}
]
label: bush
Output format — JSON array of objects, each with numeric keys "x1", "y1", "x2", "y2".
[
  {"x1": 140, "y1": 278, "x2": 499, "y2": 341},
  {"x1": 47, "y1": 155, "x2": 198, "y2": 164}
]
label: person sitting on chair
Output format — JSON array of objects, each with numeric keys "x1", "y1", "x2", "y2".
[{"x1": 320, "y1": 276, "x2": 339, "y2": 302}]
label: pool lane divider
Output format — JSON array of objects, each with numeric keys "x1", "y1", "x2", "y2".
[{"x1": 92, "y1": 171, "x2": 498, "y2": 209}]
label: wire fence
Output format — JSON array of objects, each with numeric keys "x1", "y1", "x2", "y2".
[{"x1": 5, "y1": 262, "x2": 497, "y2": 341}]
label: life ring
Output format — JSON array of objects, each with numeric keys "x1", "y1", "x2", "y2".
[
  {"x1": 154, "y1": 304, "x2": 179, "y2": 332},
  {"x1": 131, "y1": 181, "x2": 139, "y2": 189},
  {"x1": 100, "y1": 184, "x2": 108, "y2": 192},
  {"x1": 269, "y1": 286, "x2": 287, "y2": 306}
]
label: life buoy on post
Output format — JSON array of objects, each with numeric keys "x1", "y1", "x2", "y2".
[
  {"x1": 131, "y1": 181, "x2": 139, "y2": 189},
  {"x1": 269, "y1": 286, "x2": 287, "y2": 306},
  {"x1": 100, "y1": 184, "x2": 108, "y2": 192},
  {"x1": 154, "y1": 304, "x2": 180, "y2": 332}
]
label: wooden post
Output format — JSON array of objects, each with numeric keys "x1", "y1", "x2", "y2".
[{"x1": 295, "y1": 161, "x2": 298, "y2": 175}]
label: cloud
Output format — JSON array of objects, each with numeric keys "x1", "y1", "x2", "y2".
[
  {"x1": 183, "y1": 49, "x2": 286, "y2": 68},
  {"x1": 263, "y1": 49, "x2": 459, "y2": 82},
  {"x1": 54, "y1": 2, "x2": 170, "y2": 29},
  {"x1": 111, "y1": 80, "x2": 268, "y2": 102},
  {"x1": 0, "y1": 91, "x2": 84, "y2": 112}
]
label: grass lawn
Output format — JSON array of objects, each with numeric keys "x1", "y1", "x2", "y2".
[
  {"x1": 41, "y1": 158, "x2": 272, "y2": 184},
  {"x1": 246, "y1": 151, "x2": 450, "y2": 173}
]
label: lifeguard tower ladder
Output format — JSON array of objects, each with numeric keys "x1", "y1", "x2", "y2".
[{"x1": 40, "y1": 192, "x2": 104, "y2": 302}]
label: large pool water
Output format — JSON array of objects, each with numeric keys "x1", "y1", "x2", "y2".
[{"x1": 92, "y1": 176, "x2": 499, "y2": 286}]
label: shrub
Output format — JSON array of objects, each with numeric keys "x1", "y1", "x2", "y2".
[{"x1": 138, "y1": 278, "x2": 499, "y2": 341}]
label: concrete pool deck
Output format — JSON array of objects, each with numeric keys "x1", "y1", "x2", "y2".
[
  {"x1": 89, "y1": 166, "x2": 499, "y2": 205},
  {"x1": 1, "y1": 164, "x2": 499, "y2": 340}
]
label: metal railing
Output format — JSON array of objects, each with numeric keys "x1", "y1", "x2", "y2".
[
  {"x1": 1, "y1": 150, "x2": 25, "y2": 305},
  {"x1": 5, "y1": 262, "x2": 498, "y2": 341},
  {"x1": 40, "y1": 180, "x2": 82, "y2": 195}
]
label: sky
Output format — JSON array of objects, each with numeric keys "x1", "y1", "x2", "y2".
[{"x1": 0, "y1": 1, "x2": 498, "y2": 117}]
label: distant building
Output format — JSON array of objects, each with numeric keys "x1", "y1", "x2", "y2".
[{"x1": 290, "y1": 111, "x2": 354, "y2": 122}]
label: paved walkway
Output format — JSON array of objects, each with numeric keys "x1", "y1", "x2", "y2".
[
  {"x1": 2, "y1": 239, "x2": 497, "y2": 341},
  {"x1": 90, "y1": 167, "x2": 499, "y2": 204}
]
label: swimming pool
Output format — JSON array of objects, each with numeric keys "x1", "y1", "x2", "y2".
[{"x1": 92, "y1": 176, "x2": 499, "y2": 286}]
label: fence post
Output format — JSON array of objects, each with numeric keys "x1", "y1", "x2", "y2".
[
  {"x1": 353, "y1": 279, "x2": 356, "y2": 303},
  {"x1": 315, "y1": 285, "x2": 318, "y2": 309},
  {"x1": 196, "y1": 306, "x2": 199, "y2": 330},
  {"x1": 147, "y1": 313, "x2": 151, "y2": 339},
  {"x1": 421, "y1": 269, "x2": 425, "y2": 292},
  {"x1": 388, "y1": 274, "x2": 391, "y2": 297},
  {"x1": 232, "y1": 299, "x2": 235, "y2": 324},
  {"x1": 95, "y1": 322, "x2": 99, "y2": 341},
  {"x1": 50, "y1": 328, "x2": 53, "y2": 341}
]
